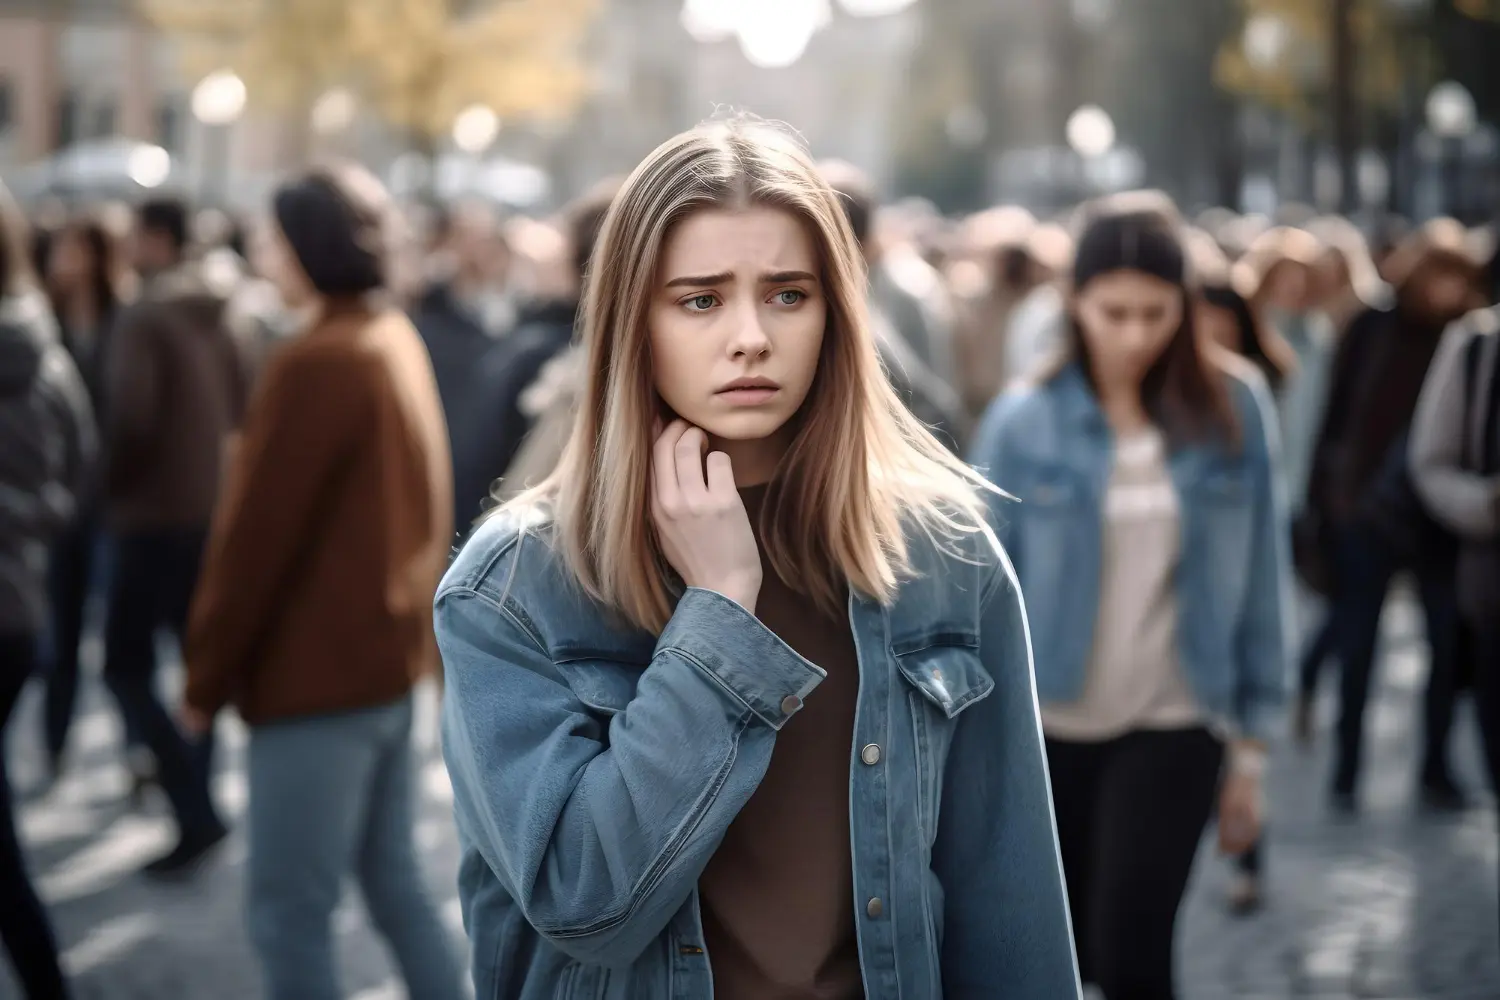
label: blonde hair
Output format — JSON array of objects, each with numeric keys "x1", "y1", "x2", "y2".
[{"x1": 507, "y1": 117, "x2": 993, "y2": 633}]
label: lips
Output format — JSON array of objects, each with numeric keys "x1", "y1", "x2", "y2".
[{"x1": 715, "y1": 377, "x2": 781, "y2": 394}]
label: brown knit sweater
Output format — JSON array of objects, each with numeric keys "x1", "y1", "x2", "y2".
[{"x1": 184, "y1": 304, "x2": 452, "y2": 725}]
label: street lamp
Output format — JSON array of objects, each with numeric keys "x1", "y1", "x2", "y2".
[
  {"x1": 1067, "y1": 105, "x2": 1116, "y2": 159},
  {"x1": 1426, "y1": 81, "x2": 1477, "y2": 141},
  {"x1": 191, "y1": 70, "x2": 246, "y2": 207},
  {"x1": 1242, "y1": 14, "x2": 1290, "y2": 72},
  {"x1": 1426, "y1": 81, "x2": 1477, "y2": 219},
  {"x1": 452, "y1": 104, "x2": 500, "y2": 154}
]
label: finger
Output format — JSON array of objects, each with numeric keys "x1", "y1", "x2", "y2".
[
  {"x1": 653, "y1": 420, "x2": 689, "y2": 513},
  {"x1": 675, "y1": 426, "x2": 710, "y2": 501},
  {"x1": 705, "y1": 451, "x2": 736, "y2": 497}
]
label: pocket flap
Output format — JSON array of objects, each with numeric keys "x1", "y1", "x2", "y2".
[{"x1": 895, "y1": 643, "x2": 994, "y2": 719}]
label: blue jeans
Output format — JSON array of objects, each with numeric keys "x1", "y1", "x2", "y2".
[{"x1": 246, "y1": 696, "x2": 463, "y2": 1000}]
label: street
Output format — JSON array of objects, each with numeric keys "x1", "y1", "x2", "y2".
[{"x1": 1, "y1": 595, "x2": 1496, "y2": 1000}]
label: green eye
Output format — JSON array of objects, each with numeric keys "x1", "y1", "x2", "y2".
[{"x1": 685, "y1": 294, "x2": 717, "y2": 311}]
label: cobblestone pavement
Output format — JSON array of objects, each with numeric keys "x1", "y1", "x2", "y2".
[{"x1": 1, "y1": 598, "x2": 1496, "y2": 999}]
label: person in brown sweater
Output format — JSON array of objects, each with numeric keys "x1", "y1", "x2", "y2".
[{"x1": 181, "y1": 163, "x2": 463, "y2": 1000}]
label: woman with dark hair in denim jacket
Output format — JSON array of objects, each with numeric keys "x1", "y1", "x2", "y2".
[{"x1": 971, "y1": 192, "x2": 1293, "y2": 1000}]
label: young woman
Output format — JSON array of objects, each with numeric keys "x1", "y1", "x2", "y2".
[
  {"x1": 42, "y1": 213, "x2": 132, "y2": 784},
  {"x1": 436, "y1": 119, "x2": 1079, "y2": 1000},
  {"x1": 181, "y1": 163, "x2": 463, "y2": 1000},
  {"x1": 970, "y1": 193, "x2": 1292, "y2": 1000}
]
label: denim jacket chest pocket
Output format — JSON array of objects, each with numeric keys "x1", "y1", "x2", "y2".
[
  {"x1": 1013, "y1": 470, "x2": 1094, "y2": 659},
  {"x1": 1187, "y1": 465, "x2": 1254, "y2": 558},
  {"x1": 1184, "y1": 464, "x2": 1256, "y2": 622},
  {"x1": 893, "y1": 637, "x2": 994, "y2": 848}
]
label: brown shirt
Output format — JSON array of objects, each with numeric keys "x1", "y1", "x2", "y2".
[
  {"x1": 697, "y1": 486, "x2": 865, "y2": 1000},
  {"x1": 183, "y1": 304, "x2": 453, "y2": 725}
]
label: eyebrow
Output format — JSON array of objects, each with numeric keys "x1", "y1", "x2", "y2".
[{"x1": 662, "y1": 269, "x2": 819, "y2": 289}]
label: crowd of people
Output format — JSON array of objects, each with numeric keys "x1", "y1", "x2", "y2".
[{"x1": 0, "y1": 112, "x2": 1496, "y2": 999}]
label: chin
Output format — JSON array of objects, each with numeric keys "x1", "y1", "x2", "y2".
[{"x1": 693, "y1": 409, "x2": 795, "y2": 443}]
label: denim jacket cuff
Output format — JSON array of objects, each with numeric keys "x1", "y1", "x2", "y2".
[
  {"x1": 1237, "y1": 700, "x2": 1279, "y2": 744},
  {"x1": 657, "y1": 587, "x2": 827, "y2": 731}
]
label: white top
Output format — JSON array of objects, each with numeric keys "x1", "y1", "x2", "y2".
[{"x1": 1041, "y1": 429, "x2": 1204, "y2": 742}]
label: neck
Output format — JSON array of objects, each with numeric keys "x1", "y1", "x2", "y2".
[
  {"x1": 63, "y1": 289, "x2": 101, "y2": 327},
  {"x1": 1094, "y1": 373, "x2": 1150, "y2": 435},
  {"x1": 712, "y1": 429, "x2": 792, "y2": 488},
  {"x1": 451, "y1": 271, "x2": 488, "y2": 301}
]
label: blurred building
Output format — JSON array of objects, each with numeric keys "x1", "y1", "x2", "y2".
[{"x1": 0, "y1": 0, "x2": 294, "y2": 205}]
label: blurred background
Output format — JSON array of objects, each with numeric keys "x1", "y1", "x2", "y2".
[
  {"x1": 0, "y1": 0, "x2": 1495, "y2": 224},
  {"x1": 2, "y1": 2, "x2": 1500, "y2": 999}
]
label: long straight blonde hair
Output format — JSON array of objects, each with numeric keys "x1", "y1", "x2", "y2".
[{"x1": 512, "y1": 117, "x2": 993, "y2": 633}]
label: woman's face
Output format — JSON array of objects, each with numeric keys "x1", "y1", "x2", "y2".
[
  {"x1": 1195, "y1": 299, "x2": 1242, "y2": 354},
  {"x1": 253, "y1": 217, "x2": 316, "y2": 309},
  {"x1": 1073, "y1": 270, "x2": 1184, "y2": 387},
  {"x1": 649, "y1": 206, "x2": 826, "y2": 471},
  {"x1": 1415, "y1": 262, "x2": 1474, "y2": 320},
  {"x1": 47, "y1": 229, "x2": 93, "y2": 291},
  {"x1": 1263, "y1": 261, "x2": 1310, "y2": 312},
  {"x1": 1316, "y1": 251, "x2": 1352, "y2": 303}
]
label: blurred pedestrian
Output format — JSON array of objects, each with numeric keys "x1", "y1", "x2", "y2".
[
  {"x1": 40, "y1": 213, "x2": 132, "y2": 784},
  {"x1": 412, "y1": 201, "x2": 516, "y2": 535},
  {"x1": 950, "y1": 208, "x2": 1045, "y2": 420},
  {"x1": 1409, "y1": 296, "x2": 1500, "y2": 931},
  {"x1": 971, "y1": 192, "x2": 1292, "y2": 1000},
  {"x1": 103, "y1": 197, "x2": 243, "y2": 874},
  {"x1": 819, "y1": 160, "x2": 967, "y2": 451},
  {"x1": 453, "y1": 179, "x2": 617, "y2": 527},
  {"x1": 1285, "y1": 222, "x2": 1389, "y2": 743},
  {"x1": 1307, "y1": 219, "x2": 1487, "y2": 812},
  {"x1": 182, "y1": 162, "x2": 463, "y2": 1000},
  {"x1": 0, "y1": 178, "x2": 94, "y2": 1000},
  {"x1": 438, "y1": 118, "x2": 1080, "y2": 1000},
  {"x1": 1193, "y1": 265, "x2": 1296, "y2": 915}
]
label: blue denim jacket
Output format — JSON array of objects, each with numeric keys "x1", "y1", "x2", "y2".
[
  {"x1": 968, "y1": 362, "x2": 1293, "y2": 741},
  {"x1": 435, "y1": 507, "x2": 1081, "y2": 999}
]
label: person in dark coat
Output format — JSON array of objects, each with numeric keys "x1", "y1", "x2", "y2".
[
  {"x1": 103, "y1": 197, "x2": 245, "y2": 875},
  {"x1": 1307, "y1": 219, "x2": 1489, "y2": 812},
  {"x1": 0, "y1": 178, "x2": 93, "y2": 1000},
  {"x1": 451, "y1": 181, "x2": 619, "y2": 532}
]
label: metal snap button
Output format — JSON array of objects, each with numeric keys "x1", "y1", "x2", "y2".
[
  {"x1": 866, "y1": 897, "x2": 884, "y2": 919},
  {"x1": 860, "y1": 744, "x2": 881, "y2": 766},
  {"x1": 780, "y1": 694, "x2": 802, "y2": 716}
]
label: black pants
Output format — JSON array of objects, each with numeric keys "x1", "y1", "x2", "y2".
[
  {"x1": 43, "y1": 513, "x2": 108, "y2": 766},
  {"x1": 102, "y1": 530, "x2": 220, "y2": 839},
  {"x1": 0, "y1": 634, "x2": 70, "y2": 998},
  {"x1": 1298, "y1": 611, "x2": 1338, "y2": 698},
  {"x1": 1046, "y1": 729, "x2": 1224, "y2": 1000},
  {"x1": 1330, "y1": 524, "x2": 1461, "y2": 794}
]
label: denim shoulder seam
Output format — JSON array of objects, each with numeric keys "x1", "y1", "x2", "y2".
[{"x1": 440, "y1": 586, "x2": 550, "y2": 660}]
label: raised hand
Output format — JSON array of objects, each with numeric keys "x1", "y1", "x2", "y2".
[{"x1": 650, "y1": 419, "x2": 763, "y2": 614}]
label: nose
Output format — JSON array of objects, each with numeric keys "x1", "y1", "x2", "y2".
[{"x1": 726, "y1": 299, "x2": 772, "y2": 360}]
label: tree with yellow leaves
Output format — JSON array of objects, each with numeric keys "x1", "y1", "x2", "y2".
[
  {"x1": 1213, "y1": 0, "x2": 1410, "y2": 124},
  {"x1": 139, "y1": 0, "x2": 599, "y2": 153}
]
